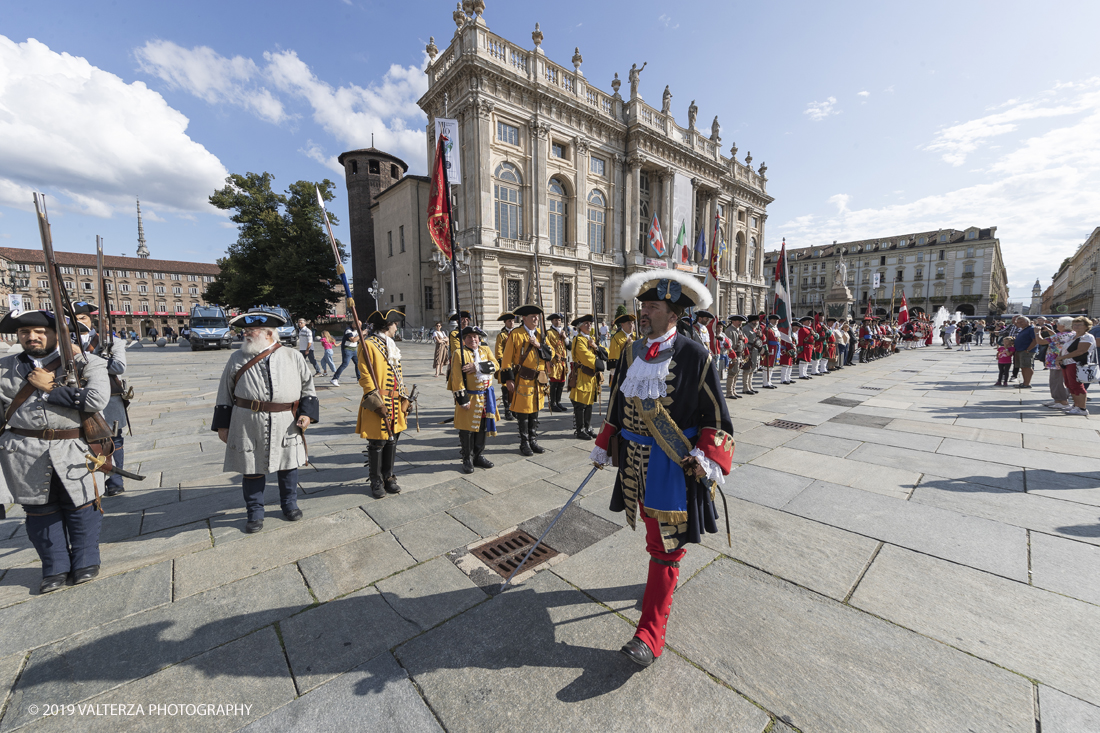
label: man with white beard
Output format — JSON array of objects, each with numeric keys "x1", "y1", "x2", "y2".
[{"x1": 212, "y1": 311, "x2": 318, "y2": 534}]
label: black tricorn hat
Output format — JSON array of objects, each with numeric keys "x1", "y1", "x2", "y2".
[
  {"x1": 728, "y1": 314, "x2": 746, "y2": 322},
  {"x1": 514, "y1": 304, "x2": 544, "y2": 317},
  {"x1": 767, "y1": 313, "x2": 780, "y2": 320},
  {"x1": 548, "y1": 312, "x2": 564, "y2": 321},
  {"x1": 571, "y1": 314, "x2": 594, "y2": 327},
  {"x1": 367, "y1": 309, "x2": 406, "y2": 330},
  {"x1": 71, "y1": 301, "x2": 97, "y2": 315},
  {"x1": 799, "y1": 316, "x2": 814, "y2": 323},
  {"x1": 694, "y1": 310, "x2": 715, "y2": 320},
  {"x1": 448, "y1": 310, "x2": 471, "y2": 322},
  {"x1": 461, "y1": 326, "x2": 488, "y2": 339},
  {"x1": 746, "y1": 315, "x2": 760, "y2": 323},
  {"x1": 614, "y1": 313, "x2": 636, "y2": 325},
  {"x1": 229, "y1": 311, "x2": 287, "y2": 328},
  {"x1": 0, "y1": 310, "x2": 57, "y2": 334},
  {"x1": 497, "y1": 312, "x2": 515, "y2": 322}
]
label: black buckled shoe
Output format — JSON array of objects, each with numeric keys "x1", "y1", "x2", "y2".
[
  {"x1": 283, "y1": 507, "x2": 303, "y2": 521},
  {"x1": 384, "y1": 476, "x2": 402, "y2": 494},
  {"x1": 620, "y1": 637, "x2": 655, "y2": 667},
  {"x1": 245, "y1": 518, "x2": 264, "y2": 533},
  {"x1": 72, "y1": 565, "x2": 100, "y2": 584},
  {"x1": 473, "y1": 455, "x2": 494, "y2": 469},
  {"x1": 105, "y1": 485, "x2": 125, "y2": 497},
  {"x1": 39, "y1": 574, "x2": 68, "y2": 594}
]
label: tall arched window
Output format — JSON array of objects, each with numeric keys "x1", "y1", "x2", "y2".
[
  {"x1": 548, "y1": 178, "x2": 568, "y2": 247},
  {"x1": 494, "y1": 163, "x2": 523, "y2": 239},
  {"x1": 638, "y1": 172, "x2": 651, "y2": 251},
  {"x1": 748, "y1": 237, "x2": 757, "y2": 276},
  {"x1": 735, "y1": 232, "x2": 745, "y2": 275},
  {"x1": 717, "y1": 204, "x2": 729, "y2": 274},
  {"x1": 587, "y1": 190, "x2": 606, "y2": 253}
]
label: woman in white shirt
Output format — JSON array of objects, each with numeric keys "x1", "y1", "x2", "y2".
[
  {"x1": 1059, "y1": 316, "x2": 1096, "y2": 416},
  {"x1": 431, "y1": 322, "x2": 449, "y2": 377}
]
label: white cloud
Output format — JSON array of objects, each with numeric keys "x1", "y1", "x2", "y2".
[
  {"x1": 804, "y1": 97, "x2": 838, "y2": 122},
  {"x1": 780, "y1": 79, "x2": 1100, "y2": 296},
  {"x1": 0, "y1": 36, "x2": 228, "y2": 217},
  {"x1": 135, "y1": 41, "x2": 429, "y2": 171},
  {"x1": 857, "y1": 91, "x2": 870, "y2": 97},
  {"x1": 300, "y1": 140, "x2": 344, "y2": 174},
  {"x1": 657, "y1": 14, "x2": 679, "y2": 29},
  {"x1": 135, "y1": 40, "x2": 287, "y2": 124},
  {"x1": 925, "y1": 78, "x2": 1100, "y2": 166}
]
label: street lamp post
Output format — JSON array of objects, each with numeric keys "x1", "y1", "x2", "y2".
[
  {"x1": 431, "y1": 246, "x2": 475, "y2": 322},
  {"x1": 367, "y1": 278, "x2": 385, "y2": 310}
]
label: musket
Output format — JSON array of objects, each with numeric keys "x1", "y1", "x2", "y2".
[
  {"x1": 95, "y1": 236, "x2": 113, "y2": 358},
  {"x1": 315, "y1": 186, "x2": 394, "y2": 436},
  {"x1": 588, "y1": 263, "x2": 607, "y2": 417},
  {"x1": 34, "y1": 194, "x2": 116, "y2": 449},
  {"x1": 406, "y1": 384, "x2": 421, "y2": 432}
]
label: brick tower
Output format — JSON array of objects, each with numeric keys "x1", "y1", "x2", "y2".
[{"x1": 337, "y1": 147, "x2": 409, "y2": 309}]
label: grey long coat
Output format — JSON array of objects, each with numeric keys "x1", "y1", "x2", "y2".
[
  {"x1": 89, "y1": 333, "x2": 128, "y2": 433},
  {"x1": 0, "y1": 351, "x2": 111, "y2": 507},
  {"x1": 212, "y1": 346, "x2": 318, "y2": 475}
]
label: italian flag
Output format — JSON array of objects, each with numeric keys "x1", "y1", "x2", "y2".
[{"x1": 773, "y1": 239, "x2": 794, "y2": 343}]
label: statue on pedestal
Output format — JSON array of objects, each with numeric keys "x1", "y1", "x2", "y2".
[
  {"x1": 687, "y1": 100, "x2": 698, "y2": 130},
  {"x1": 628, "y1": 62, "x2": 647, "y2": 98},
  {"x1": 662, "y1": 85, "x2": 671, "y2": 115}
]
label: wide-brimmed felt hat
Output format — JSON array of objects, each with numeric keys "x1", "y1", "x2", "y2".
[
  {"x1": 230, "y1": 311, "x2": 287, "y2": 328},
  {"x1": 497, "y1": 312, "x2": 515, "y2": 322},
  {"x1": 0, "y1": 310, "x2": 57, "y2": 333},
  {"x1": 619, "y1": 269, "x2": 712, "y2": 310},
  {"x1": 515, "y1": 304, "x2": 544, "y2": 317},
  {"x1": 367, "y1": 309, "x2": 406, "y2": 330},
  {"x1": 448, "y1": 310, "x2": 471, "y2": 322},
  {"x1": 571, "y1": 314, "x2": 594, "y2": 327},
  {"x1": 728, "y1": 314, "x2": 746, "y2": 323},
  {"x1": 548, "y1": 312, "x2": 563, "y2": 321},
  {"x1": 614, "y1": 313, "x2": 636, "y2": 326},
  {"x1": 461, "y1": 326, "x2": 488, "y2": 339},
  {"x1": 694, "y1": 310, "x2": 715, "y2": 320}
]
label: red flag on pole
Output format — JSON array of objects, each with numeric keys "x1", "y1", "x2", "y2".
[
  {"x1": 427, "y1": 133, "x2": 452, "y2": 260},
  {"x1": 898, "y1": 291, "x2": 909, "y2": 324}
]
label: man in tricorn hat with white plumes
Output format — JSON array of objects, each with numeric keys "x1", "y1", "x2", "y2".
[
  {"x1": 0, "y1": 310, "x2": 111, "y2": 592},
  {"x1": 212, "y1": 310, "x2": 318, "y2": 534},
  {"x1": 590, "y1": 269, "x2": 734, "y2": 667}
]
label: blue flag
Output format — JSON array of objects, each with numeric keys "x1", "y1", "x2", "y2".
[{"x1": 694, "y1": 222, "x2": 707, "y2": 262}]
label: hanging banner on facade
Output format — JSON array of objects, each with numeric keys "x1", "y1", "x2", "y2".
[
  {"x1": 872, "y1": 272, "x2": 881, "y2": 289},
  {"x1": 645, "y1": 258, "x2": 668, "y2": 269},
  {"x1": 434, "y1": 118, "x2": 461, "y2": 180},
  {"x1": 7, "y1": 294, "x2": 22, "y2": 312},
  {"x1": 672, "y1": 173, "x2": 693, "y2": 264}
]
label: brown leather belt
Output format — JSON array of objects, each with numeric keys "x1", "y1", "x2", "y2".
[
  {"x1": 517, "y1": 365, "x2": 541, "y2": 380},
  {"x1": 234, "y1": 397, "x2": 299, "y2": 413},
  {"x1": 10, "y1": 428, "x2": 82, "y2": 440},
  {"x1": 578, "y1": 364, "x2": 596, "y2": 377}
]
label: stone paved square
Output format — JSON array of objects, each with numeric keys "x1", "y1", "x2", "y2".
[{"x1": 2, "y1": 341, "x2": 1100, "y2": 731}]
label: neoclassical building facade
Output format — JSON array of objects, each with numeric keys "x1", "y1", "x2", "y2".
[{"x1": 412, "y1": 5, "x2": 772, "y2": 325}]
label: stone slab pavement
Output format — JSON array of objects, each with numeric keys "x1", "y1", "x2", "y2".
[{"x1": 2, "y1": 339, "x2": 1099, "y2": 731}]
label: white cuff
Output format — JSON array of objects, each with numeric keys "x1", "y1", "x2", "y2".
[
  {"x1": 589, "y1": 446, "x2": 611, "y2": 466},
  {"x1": 689, "y1": 447, "x2": 726, "y2": 486}
]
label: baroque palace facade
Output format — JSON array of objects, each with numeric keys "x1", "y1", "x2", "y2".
[
  {"x1": 763, "y1": 226, "x2": 1009, "y2": 319},
  {"x1": 359, "y1": 4, "x2": 773, "y2": 327}
]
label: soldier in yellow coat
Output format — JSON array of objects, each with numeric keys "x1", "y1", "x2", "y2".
[
  {"x1": 494, "y1": 312, "x2": 515, "y2": 420},
  {"x1": 449, "y1": 326, "x2": 500, "y2": 474},
  {"x1": 608, "y1": 313, "x2": 636, "y2": 383},
  {"x1": 501, "y1": 304, "x2": 552, "y2": 456},
  {"x1": 445, "y1": 310, "x2": 471, "y2": 379},
  {"x1": 545, "y1": 313, "x2": 569, "y2": 412},
  {"x1": 356, "y1": 310, "x2": 408, "y2": 499},
  {"x1": 569, "y1": 314, "x2": 605, "y2": 440}
]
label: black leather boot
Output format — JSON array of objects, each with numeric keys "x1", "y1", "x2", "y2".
[
  {"x1": 459, "y1": 431, "x2": 474, "y2": 473},
  {"x1": 573, "y1": 404, "x2": 587, "y2": 439},
  {"x1": 473, "y1": 429, "x2": 493, "y2": 468},
  {"x1": 367, "y1": 441, "x2": 385, "y2": 499},
  {"x1": 583, "y1": 405, "x2": 597, "y2": 439},
  {"x1": 528, "y1": 412, "x2": 546, "y2": 454},
  {"x1": 381, "y1": 439, "x2": 401, "y2": 494},
  {"x1": 517, "y1": 414, "x2": 533, "y2": 456}
]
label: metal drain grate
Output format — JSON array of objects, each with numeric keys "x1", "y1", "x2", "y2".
[
  {"x1": 765, "y1": 419, "x2": 813, "y2": 431},
  {"x1": 473, "y1": 530, "x2": 559, "y2": 578},
  {"x1": 859, "y1": 386, "x2": 883, "y2": 391}
]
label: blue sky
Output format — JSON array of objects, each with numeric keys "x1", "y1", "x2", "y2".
[{"x1": 2, "y1": 0, "x2": 1098, "y2": 300}]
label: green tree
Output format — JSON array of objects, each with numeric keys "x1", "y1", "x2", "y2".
[{"x1": 206, "y1": 172, "x2": 346, "y2": 322}]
